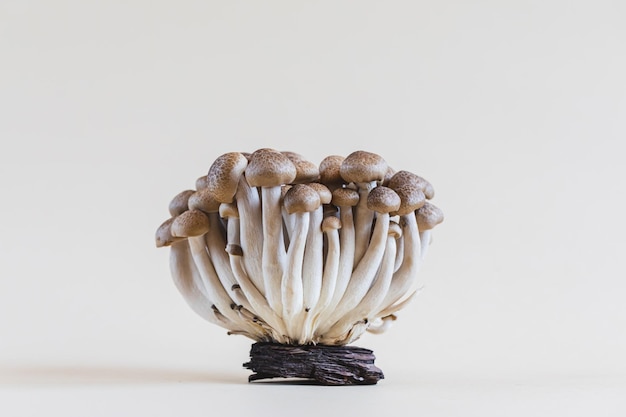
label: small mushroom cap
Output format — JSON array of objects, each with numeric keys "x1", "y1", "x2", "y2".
[
  {"x1": 306, "y1": 182, "x2": 332, "y2": 204},
  {"x1": 340, "y1": 151, "x2": 388, "y2": 184},
  {"x1": 207, "y1": 152, "x2": 249, "y2": 203},
  {"x1": 331, "y1": 187, "x2": 360, "y2": 207},
  {"x1": 283, "y1": 150, "x2": 321, "y2": 182},
  {"x1": 219, "y1": 202, "x2": 239, "y2": 219},
  {"x1": 416, "y1": 201, "x2": 444, "y2": 231},
  {"x1": 388, "y1": 221, "x2": 403, "y2": 239},
  {"x1": 388, "y1": 170, "x2": 435, "y2": 200},
  {"x1": 188, "y1": 188, "x2": 221, "y2": 213},
  {"x1": 245, "y1": 148, "x2": 297, "y2": 188},
  {"x1": 195, "y1": 175, "x2": 209, "y2": 190},
  {"x1": 292, "y1": 159, "x2": 320, "y2": 184},
  {"x1": 391, "y1": 184, "x2": 426, "y2": 216},
  {"x1": 321, "y1": 216, "x2": 342, "y2": 232},
  {"x1": 226, "y1": 243, "x2": 243, "y2": 256},
  {"x1": 155, "y1": 217, "x2": 183, "y2": 247},
  {"x1": 169, "y1": 190, "x2": 195, "y2": 216},
  {"x1": 283, "y1": 184, "x2": 321, "y2": 214},
  {"x1": 366, "y1": 186, "x2": 401, "y2": 214},
  {"x1": 319, "y1": 155, "x2": 345, "y2": 187},
  {"x1": 171, "y1": 209, "x2": 210, "y2": 237}
]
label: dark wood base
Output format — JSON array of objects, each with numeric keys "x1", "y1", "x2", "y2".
[{"x1": 243, "y1": 342, "x2": 384, "y2": 385}]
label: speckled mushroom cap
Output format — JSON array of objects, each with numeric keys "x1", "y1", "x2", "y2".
[
  {"x1": 306, "y1": 182, "x2": 332, "y2": 204},
  {"x1": 155, "y1": 217, "x2": 181, "y2": 247},
  {"x1": 245, "y1": 148, "x2": 297, "y2": 188},
  {"x1": 321, "y1": 216, "x2": 342, "y2": 232},
  {"x1": 283, "y1": 184, "x2": 321, "y2": 214},
  {"x1": 331, "y1": 187, "x2": 360, "y2": 207},
  {"x1": 388, "y1": 170, "x2": 435, "y2": 200},
  {"x1": 195, "y1": 175, "x2": 209, "y2": 190},
  {"x1": 292, "y1": 160, "x2": 320, "y2": 184},
  {"x1": 387, "y1": 170, "x2": 428, "y2": 216},
  {"x1": 169, "y1": 190, "x2": 195, "y2": 216},
  {"x1": 207, "y1": 152, "x2": 249, "y2": 203},
  {"x1": 416, "y1": 201, "x2": 444, "y2": 230},
  {"x1": 340, "y1": 151, "x2": 388, "y2": 184},
  {"x1": 319, "y1": 155, "x2": 345, "y2": 187},
  {"x1": 171, "y1": 209, "x2": 211, "y2": 237},
  {"x1": 188, "y1": 188, "x2": 221, "y2": 213},
  {"x1": 391, "y1": 184, "x2": 426, "y2": 216},
  {"x1": 366, "y1": 186, "x2": 401, "y2": 213}
]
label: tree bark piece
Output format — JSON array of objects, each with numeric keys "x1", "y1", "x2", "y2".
[{"x1": 243, "y1": 342, "x2": 384, "y2": 385}]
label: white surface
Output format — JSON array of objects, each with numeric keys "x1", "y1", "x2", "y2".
[{"x1": 1, "y1": 0, "x2": 625, "y2": 415}]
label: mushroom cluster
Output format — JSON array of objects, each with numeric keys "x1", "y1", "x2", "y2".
[{"x1": 156, "y1": 149, "x2": 443, "y2": 346}]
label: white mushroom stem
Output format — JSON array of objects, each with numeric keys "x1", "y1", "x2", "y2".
[
  {"x1": 235, "y1": 177, "x2": 264, "y2": 294},
  {"x1": 324, "y1": 228, "x2": 397, "y2": 340},
  {"x1": 204, "y1": 214, "x2": 253, "y2": 313},
  {"x1": 377, "y1": 288, "x2": 422, "y2": 319},
  {"x1": 309, "y1": 221, "x2": 341, "y2": 340},
  {"x1": 298, "y1": 207, "x2": 325, "y2": 343},
  {"x1": 319, "y1": 212, "x2": 389, "y2": 335},
  {"x1": 420, "y1": 230, "x2": 432, "y2": 261},
  {"x1": 281, "y1": 205, "x2": 296, "y2": 245},
  {"x1": 261, "y1": 186, "x2": 286, "y2": 314},
  {"x1": 302, "y1": 206, "x2": 324, "y2": 311},
  {"x1": 378, "y1": 214, "x2": 422, "y2": 311},
  {"x1": 187, "y1": 235, "x2": 265, "y2": 339},
  {"x1": 169, "y1": 240, "x2": 231, "y2": 329},
  {"x1": 322, "y1": 204, "x2": 355, "y2": 318},
  {"x1": 226, "y1": 246, "x2": 288, "y2": 342},
  {"x1": 282, "y1": 211, "x2": 309, "y2": 340},
  {"x1": 352, "y1": 181, "x2": 376, "y2": 267},
  {"x1": 334, "y1": 320, "x2": 369, "y2": 346},
  {"x1": 394, "y1": 233, "x2": 404, "y2": 272},
  {"x1": 222, "y1": 214, "x2": 288, "y2": 342}
]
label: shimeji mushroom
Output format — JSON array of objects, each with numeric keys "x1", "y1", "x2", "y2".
[
  {"x1": 156, "y1": 148, "x2": 443, "y2": 348},
  {"x1": 339, "y1": 151, "x2": 388, "y2": 267}
]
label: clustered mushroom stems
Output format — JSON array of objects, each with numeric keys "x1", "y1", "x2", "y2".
[{"x1": 156, "y1": 149, "x2": 443, "y2": 346}]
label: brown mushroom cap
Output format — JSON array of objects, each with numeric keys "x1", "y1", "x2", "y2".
[
  {"x1": 391, "y1": 184, "x2": 426, "y2": 216},
  {"x1": 340, "y1": 151, "x2": 388, "y2": 184},
  {"x1": 171, "y1": 209, "x2": 210, "y2": 237},
  {"x1": 281, "y1": 151, "x2": 306, "y2": 163},
  {"x1": 388, "y1": 170, "x2": 435, "y2": 200},
  {"x1": 283, "y1": 184, "x2": 321, "y2": 214},
  {"x1": 331, "y1": 187, "x2": 360, "y2": 207},
  {"x1": 306, "y1": 182, "x2": 332, "y2": 204},
  {"x1": 321, "y1": 216, "x2": 342, "y2": 232},
  {"x1": 195, "y1": 175, "x2": 209, "y2": 190},
  {"x1": 155, "y1": 217, "x2": 183, "y2": 247},
  {"x1": 188, "y1": 188, "x2": 221, "y2": 213},
  {"x1": 245, "y1": 148, "x2": 297, "y2": 188},
  {"x1": 292, "y1": 160, "x2": 320, "y2": 184},
  {"x1": 388, "y1": 221, "x2": 403, "y2": 239},
  {"x1": 319, "y1": 155, "x2": 345, "y2": 187},
  {"x1": 207, "y1": 152, "x2": 249, "y2": 203},
  {"x1": 367, "y1": 186, "x2": 401, "y2": 214},
  {"x1": 416, "y1": 201, "x2": 444, "y2": 230},
  {"x1": 168, "y1": 190, "x2": 195, "y2": 216},
  {"x1": 219, "y1": 202, "x2": 239, "y2": 219}
]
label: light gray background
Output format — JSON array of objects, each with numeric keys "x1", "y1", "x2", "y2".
[{"x1": 1, "y1": 0, "x2": 625, "y2": 415}]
